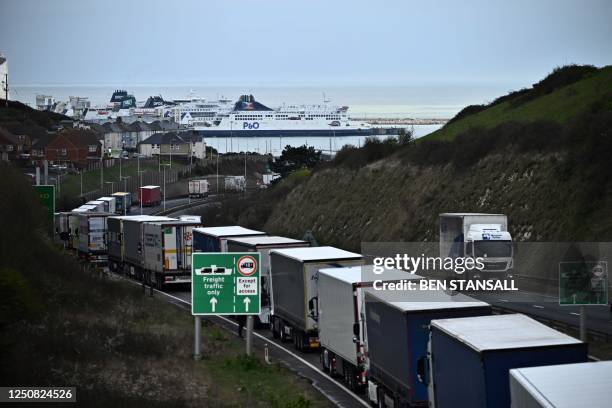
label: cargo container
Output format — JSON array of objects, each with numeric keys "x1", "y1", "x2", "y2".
[
  {"x1": 364, "y1": 288, "x2": 491, "y2": 407},
  {"x1": 188, "y1": 179, "x2": 209, "y2": 198},
  {"x1": 73, "y1": 204, "x2": 97, "y2": 212},
  {"x1": 226, "y1": 236, "x2": 310, "y2": 325},
  {"x1": 269, "y1": 246, "x2": 362, "y2": 350},
  {"x1": 86, "y1": 200, "x2": 105, "y2": 212},
  {"x1": 142, "y1": 220, "x2": 202, "y2": 288},
  {"x1": 317, "y1": 265, "x2": 423, "y2": 391},
  {"x1": 107, "y1": 215, "x2": 145, "y2": 271},
  {"x1": 68, "y1": 211, "x2": 88, "y2": 249},
  {"x1": 76, "y1": 212, "x2": 112, "y2": 262},
  {"x1": 440, "y1": 213, "x2": 513, "y2": 277},
  {"x1": 193, "y1": 226, "x2": 265, "y2": 253},
  {"x1": 98, "y1": 197, "x2": 117, "y2": 214},
  {"x1": 112, "y1": 192, "x2": 132, "y2": 214},
  {"x1": 429, "y1": 314, "x2": 588, "y2": 408},
  {"x1": 120, "y1": 215, "x2": 176, "y2": 278},
  {"x1": 509, "y1": 361, "x2": 612, "y2": 408},
  {"x1": 139, "y1": 185, "x2": 161, "y2": 207}
]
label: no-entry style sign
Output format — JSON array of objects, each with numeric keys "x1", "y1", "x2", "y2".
[{"x1": 192, "y1": 252, "x2": 261, "y2": 315}]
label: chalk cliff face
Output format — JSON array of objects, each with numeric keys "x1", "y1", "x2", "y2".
[{"x1": 261, "y1": 150, "x2": 608, "y2": 252}]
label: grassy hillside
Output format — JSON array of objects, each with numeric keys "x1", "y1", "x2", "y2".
[{"x1": 425, "y1": 65, "x2": 612, "y2": 141}]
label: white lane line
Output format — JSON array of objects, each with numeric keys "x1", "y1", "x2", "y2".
[
  {"x1": 532, "y1": 305, "x2": 544, "y2": 309},
  {"x1": 570, "y1": 312, "x2": 580, "y2": 316},
  {"x1": 499, "y1": 299, "x2": 509, "y2": 302},
  {"x1": 123, "y1": 280, "x2": 369, "y2": 408}
]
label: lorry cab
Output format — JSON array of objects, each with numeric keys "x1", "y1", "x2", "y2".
[{"x1": 465, "y1": 224, "x2": 513, "y2": 277}]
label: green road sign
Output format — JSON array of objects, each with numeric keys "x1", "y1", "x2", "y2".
[
  {"x1": 35, "y1": 185, "x2": 55, "y2": 225},
  {"x1": 559, "y1": 261, "x2": 608, "y2": 305},
  {"x1": 192, "y1": 253, "x2": 260, "y2": 315}
]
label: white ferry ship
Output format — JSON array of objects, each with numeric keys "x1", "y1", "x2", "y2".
[{"x1": 195, "y1": 94, "x2": 373, "y2": 137}]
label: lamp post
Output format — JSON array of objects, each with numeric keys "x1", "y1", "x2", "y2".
[
  {"x1": 138, "y1": 170, "x2": 145, "y2": 215},
  {"x1": 161, "y1": 163, "x2": 170, "y2": 211},
  {"x1": 105, "y1": 181, "x2": 115, "y2": 195}
]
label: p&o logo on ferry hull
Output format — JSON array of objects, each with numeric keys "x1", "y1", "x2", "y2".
[{"x1": 243, "y1": 122, "x2": 260, "y2": 129}]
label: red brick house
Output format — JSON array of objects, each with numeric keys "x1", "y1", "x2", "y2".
[{"x1": 44, "y1": 129, "x2": 102, "y2": 169}]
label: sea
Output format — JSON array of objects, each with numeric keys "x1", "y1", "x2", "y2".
[{"x1": 12, "y1": 83, "x2": 516, "y2": 155}]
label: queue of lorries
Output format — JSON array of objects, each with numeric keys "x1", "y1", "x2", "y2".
[{"x1": 53, "y1": 204, "x2": 610, "y2": 408}]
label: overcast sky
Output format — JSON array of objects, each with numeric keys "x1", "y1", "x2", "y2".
[{"x1": 1, "y1": 0, "x2": 611, "y2": 87}]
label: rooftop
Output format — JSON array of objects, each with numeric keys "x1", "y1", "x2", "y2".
[
  {"x1": 194, "y1": 226, "x2": 265, "y2": 238},
  {"x1": 431, "y1": 314, "x2": 583, "y2": 352},
  {"x1": 270, "y1": 246, "x2": 362, "y2": 262}
]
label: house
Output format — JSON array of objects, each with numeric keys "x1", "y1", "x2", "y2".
[
  {"x1": 0, "y1": 128, "x2": 19, "y2": 161},
  {"x1": 138, "y1": 131, "x2": 205, "y2": 159},
  {"x1": 44, "y1": 128, "x2": 102, "y2": 168}
]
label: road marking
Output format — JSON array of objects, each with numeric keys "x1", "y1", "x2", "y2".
[
  {"x1": 532, "y1": 305, "x2": 544, "y2": 309},
  {"x1": 499, "y1": 299, "x2": 509, "y2": 302},
  {"x1": 570, "y1": 312, "x2": 580, "y2": 316},
  {"x1": 122, "y1": 280, "x2": 369, "y2": 408}
]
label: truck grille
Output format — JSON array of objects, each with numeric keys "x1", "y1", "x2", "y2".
[{"x1": 484, "y1": 262, "x2": 508, "y2": 271}]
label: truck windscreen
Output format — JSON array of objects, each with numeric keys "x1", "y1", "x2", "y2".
[{"x1": 474, "y1": 240, "x2": 512, "y2": 258}]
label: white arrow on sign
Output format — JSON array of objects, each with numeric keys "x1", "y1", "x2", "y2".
[
  {"x1": 243, "y1": 297, "x2": 251, "y2": 312},
  {"x1": 210, "y1": 297, "x2": 218, "y2": 312}
]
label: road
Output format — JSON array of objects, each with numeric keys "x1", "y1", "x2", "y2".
[{"x1": 473, "y1": 288, "x2": 612, "y2": 337}]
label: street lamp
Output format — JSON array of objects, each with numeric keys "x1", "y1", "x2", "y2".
[
  {"x1": 137, "y1": 170, "x2": 145, "y2": 215},
  {"x1": 105, "y1": 181, "x2": 115, "y2": 195},
  {"x1": 160, "y1": 163, "x2": 170, "y2": 211},
  {"x1": 121, "y1": 175, "x2": 131, "y2": 194}
]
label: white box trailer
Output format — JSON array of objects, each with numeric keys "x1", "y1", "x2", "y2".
[
  {"x1": 269, "y1": 246, "x2": 363, "y2": 350},
  {"x1": 193, "y1": 226, "x2": 266, "y2": 253},
  {"x1": 509, "y1": 361, "x2": 612, "y2": 408},
  {"x1": 318, "y1": 265, "x2": 423, "y2": 391},
  {"x1": 142, "y1": 220, "x2": 202, "y2": 288},
  {"x1": 188, "y1": 179, "x2": 209, "y2": 198},
  {"x1": 98, "y1": 197, "x2": 117, "y2": 214},
  {"x1": 226, "y1": 236, "x2": 310, "y2": 325},
  {"x1": 76, "y1": 212, "x2": 112, "y2": 262},
  {"x1": 86, "y1": 200, "x2": 106, "y2": 212},
  {"x1": 118, "y1": 215, "x2": 176, "y2": 278}
]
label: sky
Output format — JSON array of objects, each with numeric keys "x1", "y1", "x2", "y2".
[{"x1": 1, "y1": 0, "x2": 611, "y2": 88}]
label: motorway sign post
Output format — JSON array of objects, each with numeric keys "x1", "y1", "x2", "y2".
[
  {"x1": 191, "y1": 252, "x2": 261, "y2": 358},
  {"x1": 34, "y1": 185, "x2": 55, "y2": 231},
  {"x1": 559, "y1": 261, "x2": 608, "y2": 341}
]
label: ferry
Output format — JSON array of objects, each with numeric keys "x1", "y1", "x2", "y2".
[{"x1": 194, "y1": 94, "x2": 373, "y2": 137}]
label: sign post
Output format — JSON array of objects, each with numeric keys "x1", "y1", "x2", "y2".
[
  {"x1": 34, "y1": 185, "x2": 55, "y2": 231},
  {"x1": 559, "y1": 261, "x2": 608, "y2": 341},
  {"x1": 192, "y1": 253, "x2": 261, "y2": 357}
]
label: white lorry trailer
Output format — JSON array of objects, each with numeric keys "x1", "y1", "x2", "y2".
[
  {"x1": 76, "y1": 212, "x2": 112, "y2": 262},
  {"x1": 440, "y1": 213, "x2": 514, "y2": 278},
  {"x1": 98, "y1": 197, "x2": 117, "y2": 214},
  {"x1": 318, "y1": 265, "x2": 423, "y2": 391},
  {"x1": 142, "y1": 220, "x2": 202, "y2": 288},
  {"x1": 269, "y1": 246, "x2": 363, "y2": 350},
  {"x1": 226, "y1": 236, "x2": 310, "y2": 326},
  {"x1": 509, "y1": 361, "x2": 612, "y2": 408},
  {"x1": 193, "y1": 226, "x2": 265, "y2": 253},
  {"x1": 188, "y1": 179, "x2": 209, "y2": 198}
]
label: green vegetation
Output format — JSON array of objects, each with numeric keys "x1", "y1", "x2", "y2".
[
  {"x1": 59, "y1": 160, "x2": 181, "y2": 198},
  {"x1": 0, "y1": 166, "x2": 331, "y2": 407},
  {"x1": 425, "y1": 65, "x2": 612, "y2": 141},
  {"x1": 270, "y1": 145, "x2": 322, "y2": 177}
]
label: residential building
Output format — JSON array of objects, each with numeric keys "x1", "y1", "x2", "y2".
[
  {"x1": 138, "y1": 131, "x2": 205, "y2": 159},
  {"x1": 44, "y1": 129, "x2": 102, "y2": 168}
]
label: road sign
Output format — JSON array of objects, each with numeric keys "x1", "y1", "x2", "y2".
[
  {"x1": 559, "y1": 261, "x2": 608, "y2": 305},
  {"x1": 192, "y1": 252, "x2": 260, "y2": 315},
  {"x1": 34, "y1": 185, "x2": 55, "y2": 226}
]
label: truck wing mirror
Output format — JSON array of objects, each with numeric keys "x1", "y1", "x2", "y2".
[{"x1": 353, "y1": 323, "x2": 359, "y2": 337}]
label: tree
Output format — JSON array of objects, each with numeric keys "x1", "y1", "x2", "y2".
[{"x1": 270, "y1": 145, "x2": 322, "y2": 177}]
